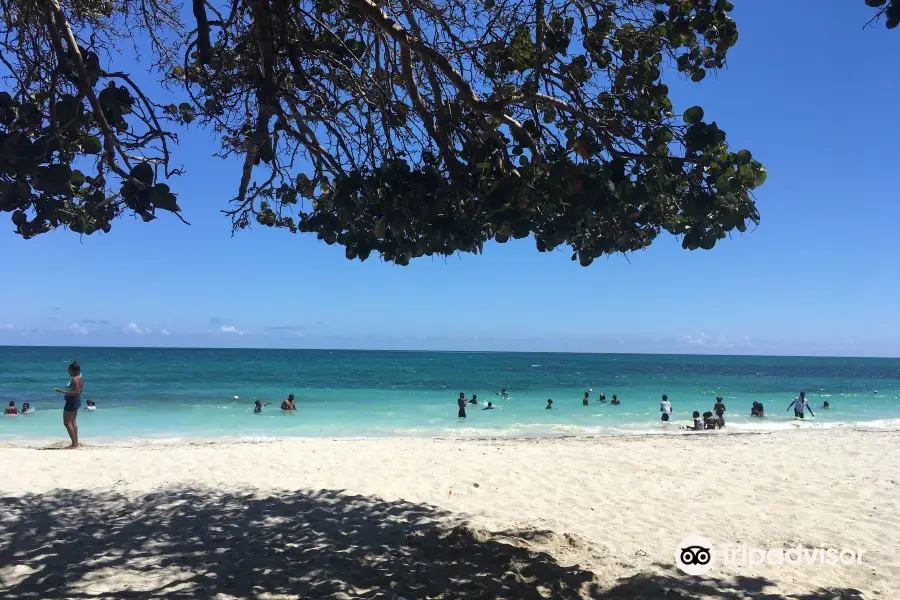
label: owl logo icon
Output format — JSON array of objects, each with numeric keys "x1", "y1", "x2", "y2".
[{"x1": 675, "y1": 536, "x2": 716, "y2": 575}]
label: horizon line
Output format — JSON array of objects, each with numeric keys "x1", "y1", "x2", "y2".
[{"x1": 1, "y1": 343, "x2": 898, "y2": 361}]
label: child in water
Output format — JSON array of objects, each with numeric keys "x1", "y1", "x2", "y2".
[
  {"x1": 545, "y1": 399, "x2": 553, "y2": 410},
  {"x1": 21, "y1": 402, "x2": 31, "y2": 414},
  {"x1": 254, "y1": 400, "x2": 272, "y2": 414},
  {"x1": 483, "y1": 402, "x2": 495, "y2": 410},
  {"x1": 85, "y1": 400, "x2": 97, "y2": 410},
  {"x1": 611, "y1": 394, "x2": 620, "y2": 405},
  {"x1": 684, "y1": 411, "x2": 704, "y2": 431}
]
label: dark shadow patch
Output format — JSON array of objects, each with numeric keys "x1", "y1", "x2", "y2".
[{"x1": 0, "y1": 490, "x2": 870, "y2": 600}]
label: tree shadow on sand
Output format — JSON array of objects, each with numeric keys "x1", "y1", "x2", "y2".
[
  {"x1": 0, "y1": 489, "x2": 868, "y2": 599},
  {"x1": 595, "y1": 564, "x2": 866, "y2": 600}
]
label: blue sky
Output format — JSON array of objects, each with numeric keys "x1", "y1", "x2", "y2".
[{"x1": 1, "y1": 0, "x2": 898, "y2": 356}]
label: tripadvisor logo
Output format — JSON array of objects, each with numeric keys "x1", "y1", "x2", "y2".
[
  {"x1": 675, "y1": 535, "x2": 716, "y2": 575},
  {"x1": 675, "y1": 535, "x2": 866, "y2": 575}
]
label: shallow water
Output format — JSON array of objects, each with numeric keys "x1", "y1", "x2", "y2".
[{"x1": 1, "y1": 347, "x2": 898, "y2": 445}]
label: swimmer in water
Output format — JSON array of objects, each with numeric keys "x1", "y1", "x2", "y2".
[
  {"x1": 822, "y1": 400, "x2": 830, "y2": 409},
  {"x1": 583, "y1": 391, "x2": 589, "y2": 406},
  {"x1": 598, "y1": 393, "x2": 607, "y2": 403},
  {"x1": 85, "y1": 399, "x2": 97, "y2": 410},
  {"x1": 684, "y1": 411, "x2": 704, "y2": 431},
  {"x1": 468, "y1": 394, "x2": 478, "y2": 405},
  {"x1": 457, "y1": 393, "x2": 467, "y2": 418},
  {"x1": 253, "y1": 400, "x2": 272, "y2": 414},
  {"x1": 750, "y1": 401, "x2": 764, "y2": 417},
  {"x1": 483, "y1": 402, "x2": 495, "y2": 410},
  {"x1": 498, "y1": 388, "x2": 509, "y2": 398},
  {"x1": 4, "y1": 401, "x2": 17, "y2": 415},
  {"x1": 281, "y1": 394, "x2": 296, "y2": 411},
  {"x1": 611, "y1": 394, "x2": 620, "y2": 405},
  {"x1": 545, "y1": 399, "x2": 553, "y2": 410},
  {"x1": 21, "y1": 402, "x2": 31, "y2": 414},
  {"x1": 787, "y1": 391, "x2": 814, "y2": 419},
  {"x1": 660, "y1": 395, "x2": 673, "y2": 422},
  {"x1": 713, "y1": 397, "x2": 726, "y2": 426}
]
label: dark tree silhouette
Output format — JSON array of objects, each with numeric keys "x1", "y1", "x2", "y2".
[
  {"x1": 0, "y1": 0, "x2": 767, "y2": 265},
  {"x1": 865, "y1": 0, "x2": 900, "y2": 29}
]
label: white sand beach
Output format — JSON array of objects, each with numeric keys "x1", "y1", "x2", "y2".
[{"x1": 1, "y1": 429, "x2": 898, "y2": 599}]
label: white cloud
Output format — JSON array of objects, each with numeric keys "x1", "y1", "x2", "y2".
[
  {"x1": 679, "y1": 333, "x2": 709, "y2": 346},
  {"x1": 220, "y1": 325, "x2": 244, "y2": 336},
  {"x1": 124, "y1": 322, "x2": 151, "y2": 335},
  {"x1": 0, "y1": 324, "x2": 13, "y2": 330},
  {"x1": 679, "y1": 333, "x2": 735, "y2": 349},
  {"x1": 70, "y1": 322, "x2": 88, "y2": 335},
  {"x1": 161, "y1": 329, "x2": 171, "y2": 336}
]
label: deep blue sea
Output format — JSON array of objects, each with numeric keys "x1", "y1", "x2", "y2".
[{"x1": 1, "y1": 347, "x2": 898, "y2": 445}]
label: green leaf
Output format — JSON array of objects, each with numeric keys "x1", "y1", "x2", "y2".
[
  {"x1": 46, "y1": 164, "x2": 72, "y2": 186},
  {"x1": 70, "y1": 170, "x2": 86, "y2": 186},
  {"x1": 699, "y1": 233, "x2": 717, "y2": 250},
  {"x1": 179, "y1": 102, "x2": 191, "y2": 111},
  {"x1": 82, "y1": 135, "x2": 103, "y2": 155},
  {"x1": 691, "y1": 68, "x2": 706, "y2": 82},
  {"x1": 736, "y1": 149, "x2": 752, "y2": 165},
  {"x1": 150, "y1": 183, "x2": 181, "y2": 212},
  {"x1": 98, "y1": 87, "x2": 117, "y2": 110},
  {"x1": 716, "y1": 174, "x2": 731, "y2": 192},
  {"x1": 130, "y1": 162, "x2": 154, "y2": 186},
  {"x1": 752, "y1": 167, "x2": 768, "y2": 188},
  {"x1": 683, "y1": 106, "x2": 704, "y2": 124},
  {"x1": 865, "y1": 0, "x2": 886, "y2": 6},
  {"x1": 54, "y1": 97, "x2": 81, "y2": 122}
]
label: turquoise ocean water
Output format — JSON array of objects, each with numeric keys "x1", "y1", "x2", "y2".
[{"x1": 1, "y1": 347, "x2": 898, "y2": 446}]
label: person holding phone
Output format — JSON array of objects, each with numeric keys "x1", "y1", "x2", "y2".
[{"x1": 54, "y1": 360, "x2": 83, "y2": 448}]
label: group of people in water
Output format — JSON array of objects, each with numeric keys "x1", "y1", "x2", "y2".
[
  {"x1": 7, "y1": 358, "x2": 845, "y2": 450},
  {"x1": 455, "y1": 388, "x2": 623, "y2": 418},
  {"x1": 456, "y1": 392, "x2": 498, "y2": 417},
  {"x1": 452, "y1": 388, "x2": 832, "y2": 426},
  {"x1": 669, "y1": 390, "x2": 828, "y2": 431},
  {"x1": 249, "y1": 393, "x2": 297, "y2": 413}
]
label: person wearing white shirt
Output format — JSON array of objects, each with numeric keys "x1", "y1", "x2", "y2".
[
  {"x1": 660, "y1": 395, "x2": 673, "y2": 422},
  {"x1": 787, "y1": 391, "x2": 814, "y2": 419}
]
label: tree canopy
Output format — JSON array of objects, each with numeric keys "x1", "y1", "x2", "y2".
[
  {"x1": 866, "y1": 0, "x2": 900, "y2": 29},
  {"x1": 0, "y1": 0, "x2": 802, "y2": 265}
]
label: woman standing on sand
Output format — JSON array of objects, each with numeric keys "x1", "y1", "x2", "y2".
[{"x1": 54, "y1": 360, "x2": 83, "y2": 448}]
